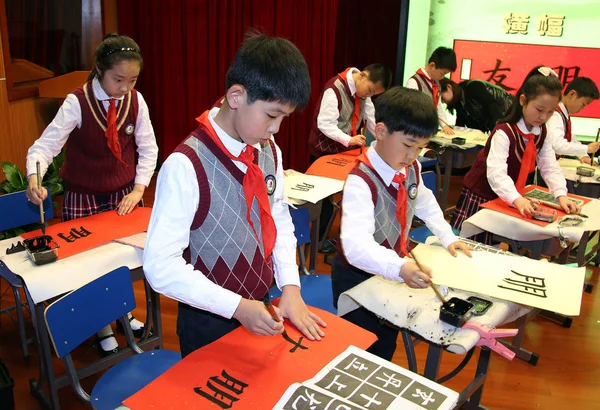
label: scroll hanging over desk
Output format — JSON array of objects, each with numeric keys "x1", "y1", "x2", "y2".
[{"x1": 21, "y1": 207, "x2": 152, "y2": 260}]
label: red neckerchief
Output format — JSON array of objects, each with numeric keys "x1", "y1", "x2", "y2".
[
  {"x1": 359, "y1": 153, "x2": 410, "y2": 256},
  {"x1": 417, "y1": 68, "x2": 439, "y2": 109},
  {"x1": 195, "y1": 111, "x2": 276, "y2": 261},
  {"x1": 338, "y1": 68, "x2": 361, "y2": 136}
]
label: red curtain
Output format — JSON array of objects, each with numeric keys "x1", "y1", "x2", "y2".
[
  {"x1": 333, "y1": 0, "x2": 401, "y2": 83},
  {"x1": 117, "y1": 0, "x2": 338, "y2": 172}
]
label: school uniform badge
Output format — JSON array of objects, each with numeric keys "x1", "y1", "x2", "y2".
[
  {"x1": 265, "y1": 175, "x2": 276, "y2": 195},
  {"x1": 408, "y1": 183, "x2": 418, "y2": 199},
  {"x1": 125, "y1": 122, "x2": 135, "y2": 135}
]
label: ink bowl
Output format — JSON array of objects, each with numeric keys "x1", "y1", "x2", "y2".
[
  {"x1": 23, "y1": 235, "x2": 59, "y2": 265},
  {"x1": 440, "y1": 297, "x2": 474, "y2": 327}
]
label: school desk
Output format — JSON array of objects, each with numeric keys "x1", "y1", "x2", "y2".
[
  {"x1": 337, "y1": 263, "x2": 534, "y2": 410},
  {"x1": 460, "y1": 190, "x2": 600, "y2": 267},
  {"x1": 558, "y1": 157, "x2": 600, "y2": 199},
  {"x1": 0, "y1": 211, "x2": 161, "y2": 410},
  {"x1": 429, "y1": 127, "x2": 487, "y2": 212}
]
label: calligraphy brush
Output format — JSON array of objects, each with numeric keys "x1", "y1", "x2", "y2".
[
  {"x1": 408, "y1": 250, "x2": 447, "y2": 304},
  {"x1": 263, "y1": 296, "x2": 289, "y2": 339},
  {"x1": 36, "y1": 161, "x2": 47, "y2": 235}
]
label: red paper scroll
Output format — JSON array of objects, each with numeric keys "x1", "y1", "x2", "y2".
[
  {"x1": 21, "y1": 207, "x2": 152, "y2": 260},
  {"x1": 124, "y1": 308, "x2": 377, "y2": 409},
  {"x1": 306, "y1": 148, "x2": 363, "y2": 181}
]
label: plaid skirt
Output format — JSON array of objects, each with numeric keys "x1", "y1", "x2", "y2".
[
  {"x1": 450, "y1": 188, "x2": 493, "y2": 245},
  {"x1": 62, "y1": 184, "x2": 144, "y2": 222}
]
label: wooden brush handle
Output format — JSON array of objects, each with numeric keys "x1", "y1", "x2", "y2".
[{"x1": 36, "y1": 161, "x2": 45, "y2": 225}]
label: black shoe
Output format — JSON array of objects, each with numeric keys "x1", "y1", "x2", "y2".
[
  {"x1": 116, "y1": 316, "x2": 147, "y2": 339},
  {"x1": 95, "y1": 335, "x2": 120, "y2": 357}
]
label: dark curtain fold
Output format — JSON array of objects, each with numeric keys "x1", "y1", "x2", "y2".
[
  {"x1": 118, "y1": 0, "x2": 339, "y2": 172},
  {"x1": 333, "y1": 0, "x2": 401, "y2": 82}
]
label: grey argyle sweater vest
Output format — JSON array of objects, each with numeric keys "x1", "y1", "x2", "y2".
[
  {"x1": 339, "y1": 160, "x2": 420, "y2": 268},
  {"x1": 309, "y1": 72, "x2": 366, "y2": 157},
  {"x1": 174, "y1": 127, "x2": 278, "y2": 300},
  {"x1": 410, "y1": 72, "x2": 440, "y2": 105}
]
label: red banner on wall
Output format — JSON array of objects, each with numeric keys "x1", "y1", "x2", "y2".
[{"x1": 452, "y1": 40, "x2": 600, "y2": 119}]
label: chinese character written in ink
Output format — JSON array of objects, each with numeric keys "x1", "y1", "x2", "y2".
[
  {"x1": 194, "y1": 370, "x2": 248, "y2": 409},
  {"x1": 57, "y1": 227, "x2": 92, "y2": 243},
  {"x1": 483, "y1": 59, "x2": 515, "y2": 91},
  {"x1": 327, "y1": 158, "x2": 352, "y2": 167},
  {"x1": 498, "y1": 270, "x2": 547, "y2": 298},
  {"x1": 291, "y1": 182, "x2": 314, "y2": 192},
  {"x1": 538, "y1": 14, "x2": 565, "y2": 37},
  {"x1": 553, "y1": 65, "x2": 580, "y2": 88},
  {"x1": 412, "y1": 388, "x2": 436, "y2": 406},
  {"x1": 282, "y1": 332, "x2": 308, "y2": 353},
  {"x1": 291, "y1": 388, "x2": 322, "y2": 410},
  {"x1": 504, "y1": 12, "x2": 530, "y2": 34}
]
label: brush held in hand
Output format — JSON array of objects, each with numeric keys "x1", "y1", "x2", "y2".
[{"x1": 36, "y1": 161, "x2": 46, "y2": 234}]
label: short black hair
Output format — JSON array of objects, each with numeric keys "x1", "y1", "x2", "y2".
[
  {"x1": 89, "y1": 33, "x2": 143, "y2": 81},
  {"x1": 364, "y1": 64, "x2": 393, "y2": 90},
  {"x1": 428, "y1": 47, "x2": 457, "y2": 71},
  {"x1": 374, "y1": 87, "x2": 438, "y2": 138},
  {"x1": 565, "y1": 77, "x2": 600, "y2": 100},
  {"x1": 226, "y1": 33, "x2": 311, "y2": 108},
  {"x1": 500, "y1": 66, "x2": 562, "y2": 124}
]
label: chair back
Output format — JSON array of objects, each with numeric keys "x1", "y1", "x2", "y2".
[
  {"x1": 290, "y1": 207, "x2": 311, "y2": 247},
  {"x1": 421, "y1": 171, "x2": 436, "y2": 194},
  {"x1": 44, "y1": 266, "x2": 135, "y2": 358},
  {"x1": 0, "y1": 190, "x2": 53, "y2": 231}
]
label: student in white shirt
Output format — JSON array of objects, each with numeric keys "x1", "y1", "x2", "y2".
[
  {"x1": 451, "y1": 67, "x2": 581, "y2": 243},
  {"x1": 405, "y1": 47, "x2": 456, "y2": 135},
  {"x1": 331, "y1": 87, "x2": 472, "y2": 360},
  {"x1": 25, "y1": 33, "x2": 158, "y2": 356},
  {"x1": 546, "y1": 76, "x2": 600, "y2": 164},
  {"x1": 143, "y1": 34, "x2": 326, "y2": 358}
]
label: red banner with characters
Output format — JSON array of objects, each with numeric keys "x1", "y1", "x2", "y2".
[{"x1": 452, "y1": 40, "x2": 600, "y2": 119}]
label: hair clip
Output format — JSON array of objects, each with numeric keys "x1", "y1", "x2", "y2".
[
  {"x1": 537, "y1": 67, "x2": 559, "y2": 78},
  {"x1": 106, "y1": 47, "x2": 140, "y2": 56}
]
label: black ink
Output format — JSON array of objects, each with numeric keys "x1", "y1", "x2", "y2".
[
  {"x1": 326, "y1": 158, "x2": 352, "y2": 167},
  {"x1": 282, "y1": 332, "x2": 308, "y2": 353},
  {"x1": 194, "y1": 370, "x2": 249, "y2": 409},
  {"x1": 553, "y1": 65, "x2": 580, "y2": 88},
  {"x1": 57, "y1": 226, "x2": 92, "y2": 243},
  {"x1": 483, "y1": 59, "x2": 515, "y2": 91},
  {"x1": 498, "y1": 270, "x2": 547, "y2": 298}
]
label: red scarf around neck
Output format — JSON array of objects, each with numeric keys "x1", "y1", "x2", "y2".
[
  {"x1": 338, "y1": 68, "x2": 362, "y2": 136},
  {"x1": 196, "y1": 111, "x2": 277, "y2": 261}
]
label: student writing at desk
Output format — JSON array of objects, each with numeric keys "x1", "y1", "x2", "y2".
[
  {"x1": 546, "y1": 76, "x2": 600, "y2": 164},
  {"x1": 439, "y1": 78, "x2": 513, "y2": 133},
  {"x1": 143, "y1": 34, "x2": 326, "y2": 358},
  {"x1": 331, "y1": 87, "x2": 472, "y2": 361},
  {"x1": 24, "y1": 34, "x2": 158, "y2": 355},
  {"x1": 406, "y1": 47, "x2": 457, "y2": 135},
  {"x1": 309, "y1": 64, "x2": 392, "y2": 252},
  {"x1": 451, "y1": 66, "x2": 581, "y2": 243}
]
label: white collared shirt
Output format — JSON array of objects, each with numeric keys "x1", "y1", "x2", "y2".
[
  {"x1": 486, "y1": 118, "x2": 568, "y2": 205},
  {"x1": 26, "y1": 77, "x2": 158, "y2": 187},
  {"x1": 143, "y1": 107, "x2": 299, "y2": 319},
  {"x1": 405, "y1": 68, "x2": 450, "y2": 128},
  {"x1": 547, "y1": 102, "x2": 587, "y2": 158},
  {"x1": 317, "y1": 68, "x2": 377, "y2": 147},
  {"x1": 340, "y1": 143, "x2": 457, "y2": 282}
]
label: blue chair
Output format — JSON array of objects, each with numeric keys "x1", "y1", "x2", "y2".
[
  {"x1": 409, "y1": 171, "x2": 460, "y2": 245},
  {"x1": 269, "y1": 207, "x2": 337, "y2": 314},
  {"x1": 0, "y1": 190, "x2": 53, "y2": 359},
  {"x1": 44, "y1": 266, "x2": 180, "y2": 409}
]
